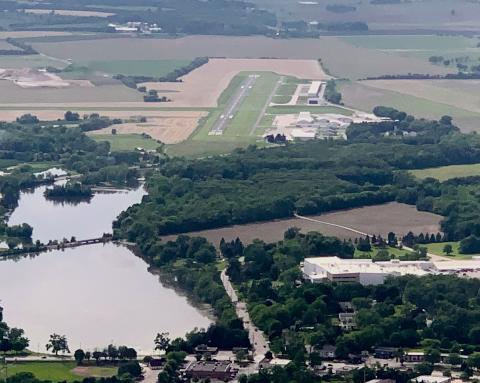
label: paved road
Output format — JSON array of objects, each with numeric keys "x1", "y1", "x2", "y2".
[
  {"x1": 220, "y1": 269, "x2": 270, "y2": 362},
  {"x1": 293, "y1": 213, "x2": 452, "y2": 262},
  {"x1": 249, "y1": 76, "x2": 284, "y2": 136},
  {"x1": 142, "y1": 365, "x2": 158, "y2": 383},
  {"x1": 209, "y1": 75, "x2": 258, "y2": 136}
]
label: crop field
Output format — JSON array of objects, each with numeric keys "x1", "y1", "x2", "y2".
[
  {"x1": 24, "y1": 9, "x2": 115, "y2": 17},
  {"x1": 251, "y1": 0, "x2": 480, "y2": 31},
  {"x1": 160, "y1": 202, "x2": 443, "y2": 245},
  {"x1": 90, "y1": 111, "x2": 207, "y2": 144},
  {"x1": 0, "y1": 81, "x2": 141, "y2": 104},
  {"x1": 339, "y1": 80, "x2": 480, "y2": 132},
  {"x1": 89, "y1": 133, "x2": 161, "y2": 151},
  {"x1": 141, "y1": 58, "x2": 327, "y2": 108},
  {"x1": 0, "y1": 54, "x2": 65, "y2": 69},
  {"x1": 410, "y1": 163, "x2": 480, "y2": 181},
  {"x1": 341, "y1": 35, "x2": 480, "y2": 59},
  {"x1": 85, "y1": 59, "x2": 192, "y2": 77},
  {"x1": 30, "y1": 35, "x2": 448, "y2": 79},
  {"x1": 362, "y1": 80, "x2": 480, "y2": 115}
]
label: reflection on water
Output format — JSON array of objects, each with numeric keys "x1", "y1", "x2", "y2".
[
  {"x1": 0, "y1": 243, "x2": 212, "y2": 354},
  {"x1": 8, "y1": 184, "x2": 146, "y2": 242}
]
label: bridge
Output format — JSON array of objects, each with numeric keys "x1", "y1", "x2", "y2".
[{"x1": 45, "y1": 236, "x2": 113, "y2": 251}]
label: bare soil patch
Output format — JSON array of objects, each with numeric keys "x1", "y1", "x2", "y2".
[
  {"x1": 142, "y1": 58, "x2": 328, "y2": 108},
  {"x1": 90, "y1": 111, "x2": 207, "y2": 144},
  {"x1": 0, "y1": 68, "x2": 71, "y2": 88},
  {"x1": 0, "y1": 31, "x2": 72, "y2": 38},
  {"x1": 160, "y1": 202, "x2": 443, "y2": 246}
]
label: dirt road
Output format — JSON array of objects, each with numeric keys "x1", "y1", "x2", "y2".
[{"x1": 294, "y1": 213, "x2": 451, "y2": 262}]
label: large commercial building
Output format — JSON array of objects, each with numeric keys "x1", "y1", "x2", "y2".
[{"x1": 302, "y1": 256, "x2": 480, "y2": 285}]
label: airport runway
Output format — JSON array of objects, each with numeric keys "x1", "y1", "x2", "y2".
[{"x1": 209, "y1": 74, "x2": 258, "y2": 135}]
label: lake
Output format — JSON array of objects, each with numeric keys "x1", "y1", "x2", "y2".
[
  {"x1": 8, "y1": 183, "x2": 146, "y2": 242},
  {"x1": 1, "y1": 182, "x2": 212, "y2": 354},
  {"x1": 0, "y1": 243, "x2": 212, "y2": 354}
]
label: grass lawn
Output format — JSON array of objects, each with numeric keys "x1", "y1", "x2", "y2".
[
  {"x1": 86, "y1": 59, "x2": 192, "y2": 77},
  {"x1": 7, "y1": 362, "x2": 79, "y2": 382},
  {"x1": 7, "y1": 362, "x2": 118, "y2": 381},
  {"x1": 425, "y1": 242, "x2": 474, "y2": 260},
  {"x1": 267, "y1": 105, "x2": 353, "y2": 115},
  {"x1": 410, "y1": 163, "x2": 480, "y2": 181},
  {"x1": 90, "y1": 133, "x2": 160, "y2": 151},
  {"x1": 0, "y1": 159, "x2": 19, "y2": 170},
  {"x1": 272, "y1": 95, "x2": 292, "y2": 104},
  {"x1": 225, "y1": 72, "x2": 280, "y2": 137},
  {"x1": 355, "y1": 246, "x2": 410, "y2": 259}
]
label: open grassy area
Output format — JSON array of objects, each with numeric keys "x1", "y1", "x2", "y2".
[
  {"x1": 355, "y1": 246, "x2": 411, "y2": 259},
  {"x1": 86, "y1": 59, "x2": 192, "y2": 77},
  {"x1": 225, "y1": 72, "x2": 279, "y2": 137},
  {"x1": 425, "y1": 242, "x2": 474, "y2": 260},
  {"x1": 267, "y1": 105, "x2": 353, "y2": 115},
  {"x1": 6, "y1": 362, "x2": 118, "y2": 382},
  {"x1": 90, "y1": 133, "x2": 160, "y2": 151},
  {"x1": 339, "y1": 80, "x2": 480, "y2": 133},
  {"x1": 410, "y1": 163, "x2": 480, "y2": 181}
]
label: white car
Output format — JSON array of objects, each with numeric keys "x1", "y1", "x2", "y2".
[
  {"x1": 220, "y1": 114, "x2": 225, "y2": 119},
  {"x1": 229, "y1": 115, "x2": 233, "y2": 119}
]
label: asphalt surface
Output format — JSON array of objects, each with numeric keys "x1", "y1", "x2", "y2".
[
  {"x1": 220, "y1": 269, "x2": 270, "y2": 362},
  {"x1": 209, "y1": 75, "x2": 258, "y2": 135}
]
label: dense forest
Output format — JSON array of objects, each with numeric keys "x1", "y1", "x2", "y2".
[{"x1": 115, "y1": 112, "x2": 480, "y2": 244}]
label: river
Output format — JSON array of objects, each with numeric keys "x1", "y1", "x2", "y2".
[{"x1": 0, "y1": 181, "x2": 212, "y2": 354}]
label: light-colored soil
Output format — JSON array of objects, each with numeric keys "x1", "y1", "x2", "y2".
[
  {"x1": 24, "y1": 9, "x2": 115, "y2": 17},
  {"x1": 160, "y1": 202, "x2": 443, "y2": 246},
  {"x1": 0, "y1": 31, "x2": 72, "y2": 38},
  {"x1": 141, "y1": 58, "x2": 328, "y2": 107},
  {"x1": 90, "y1": 111, "x2": 207, "y2": 144},
  {"x1": 0, "y1": 68, "x2": 71, "y2": 88}
]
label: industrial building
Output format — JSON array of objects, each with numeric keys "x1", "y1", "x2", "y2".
[
  {"x1": 307, "y1": 81, "x2": 324, "y2": 104},
  {"x1": 302, "y1": 256, "x2": 480, "y2": 285}
]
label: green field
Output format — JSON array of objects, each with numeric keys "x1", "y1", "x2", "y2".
[
  {"x1": 355, "y1": 246, "x2": 411, "y2": 259},
  {"x1": 90, "y1": 133, "x2": 160, "y2": 151},
  {"x1": 86, "y1": 59, "x2": 192, "y2": 77},
  {"x1": 5, "y1": 361, "x2": 116, "y2": 382},
  {"x1": 410, "y1": 163, "x2": 480, "y2": 181},
  {"x1": 225, "y1": 72, "x2": 279, "y2": 137},
  {"x1": 266, "y1": 105, "x2": 353, "y2": 115},
  {"x1": 425, "y1": 242, "x2": 474, "y2": 260},
  {"x1": 339, "y1": 80, "x2": 480, "y2": 132}
]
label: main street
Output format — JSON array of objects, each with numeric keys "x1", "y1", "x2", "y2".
[{"x1": 220, "y1": 269, "x2": 270, "y2": 362}]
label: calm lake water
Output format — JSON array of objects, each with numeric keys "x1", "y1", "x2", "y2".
[
  {"x1": 0, "y1": 243, "x2": 212, "y2": 354},
  {"x1": 8, "y1": 183, "x2": 146, "y2": 242},
  {"x1": 1, "y1": 182, "x2": 212, "y2": 354}
]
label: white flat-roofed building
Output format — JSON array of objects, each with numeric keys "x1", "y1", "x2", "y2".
[
  {"x1": 291, "y1": 128, "x2": 316, "y2": 140},
  {"x1": 302, "y1": 257, "x2": 432, "y2": 285},
  {"x1": 308, "y1": 81, "x2": 322, "y2": 98},
  {"x1": 307, "y1": 81, "x2": 324, "y2": 104}
]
